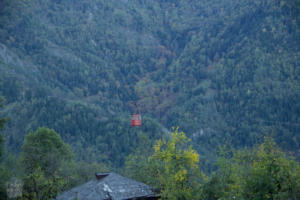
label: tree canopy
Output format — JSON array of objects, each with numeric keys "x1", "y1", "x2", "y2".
[
  {"x1": 0, "y1": 0, "x2": 299, "y2": 198},
  {"x1": 21, "y1": 127, "x2": 73, "y2": 176},
  {"x1": 126, "y1": 128, "x2": 205, "y2": 199},
  {"x1": 0, "y1": 0, "x2": 299, "y2": 169},
  {"x1": 202, "y1": 138, "x2": 300, "y2": 200}
]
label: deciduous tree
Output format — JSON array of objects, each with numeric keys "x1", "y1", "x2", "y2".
[
  {"x1": 149, "y1": 127, "x2": 205, "y2": 199},
  {"x1": 203, "y1": 138, "x2": 300, "y2": 200},
  {"x1": 21, "y1": 127, "x2": 73, "y2": 176}
]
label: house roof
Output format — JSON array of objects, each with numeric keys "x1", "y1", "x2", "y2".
[{"x1": 55, "y1": 172, "x2": 158, "y2": 200}]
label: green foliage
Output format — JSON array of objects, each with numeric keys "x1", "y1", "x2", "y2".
[
  {"x1": 202, "y1": 138, "x2": 300, "y2": 200},
  {"x1": 0, "y1": 98, "x2": 7, "y2": 131},
  {"x1": 70, "y1": 161, "x2": 109, "y2": 187},
  {"x1": 148, "y1": 128, "x2": 205, "y2": 200},
  {"x1": 22, "y1": 167, "x2": 66, "y2": 200},
  {"x1": 0, "y1": 98, "x2": 8, "y2": 159},
  {"x1": 0, "y1": 0, "x2": 299, "y2": 181},
  {"x1": 0, "y1": 97, "x2": 10, "y2": 200},
  {"x1": 202, "y1": 147, "x2": 244, "y2": 200},
  {"x1": 0, "y1": 165, "x2": 12, "y2": 200},
  {"x1": 243, "y1": 138, "x2": 300, "y2": 200},
  {"x1": 124, "y1": 133, "x2": 157, "y2": 184},
  {"x1": 21, "y1": 127, "x2": 73, "y2": 176},
  {"x1": 19, "y1": 128, "x2": 74, "y2": 199},
  {"x1": 20, "y1": 127, "x2": 111, "y2": 198},
  {"x1": 0, "y1": 136, "x2": 3, "y2": 161}
]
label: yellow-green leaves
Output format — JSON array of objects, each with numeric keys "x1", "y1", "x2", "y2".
[{"x1": 149, "y1": 127, "x2": 204, "y2": 200}]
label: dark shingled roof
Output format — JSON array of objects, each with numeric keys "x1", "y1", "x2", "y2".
[{"x1": 55, "y1": 172, "x2": 158, "y2": 200}]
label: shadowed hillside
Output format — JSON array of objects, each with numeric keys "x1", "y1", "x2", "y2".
[{"x1": 0, "y1": 0, "x2": 299, "y2": 168}]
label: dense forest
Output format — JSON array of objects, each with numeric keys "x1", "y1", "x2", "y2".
[{"x1": 0, "y1": 0, "x2": 299, "y2": 199}]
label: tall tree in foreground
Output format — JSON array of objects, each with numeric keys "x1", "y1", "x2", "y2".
[
  {"x1": 21, "y1": 127, "x2": 74, "y2": 199},
  {"x1": 148, "y1": 127, "x2": 205, "y2": 200},
  {"x1": 21, "y1": 127, "x2": 73, "y2": 176}
]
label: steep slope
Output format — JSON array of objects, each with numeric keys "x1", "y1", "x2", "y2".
[
  {"x1": 0, "y1": 0, "x2": 169, "y2": 167},
  {"x1": 0, "y1": 0, "x2": 299, "y2": 167},
  {"x1": 133, "y1": 0, "x2": 300, "y2": 154}
]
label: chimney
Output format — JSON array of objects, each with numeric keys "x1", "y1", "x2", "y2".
[{"x1": 95, "y1": 173, "x2": 109, "y2": 180}]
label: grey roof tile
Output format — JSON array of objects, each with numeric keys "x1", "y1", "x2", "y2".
[{"x1": 56, "y1": 172, "x2": 157, "y2": 200}]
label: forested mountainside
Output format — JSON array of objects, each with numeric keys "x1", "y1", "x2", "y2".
[{"x1": 0, "y1": 0, "x2": 299, "y2": 169}]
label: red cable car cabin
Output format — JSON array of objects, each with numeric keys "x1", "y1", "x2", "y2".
[{"x1": 131, "y1": 113, "x2": 142, "y2": 126}]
